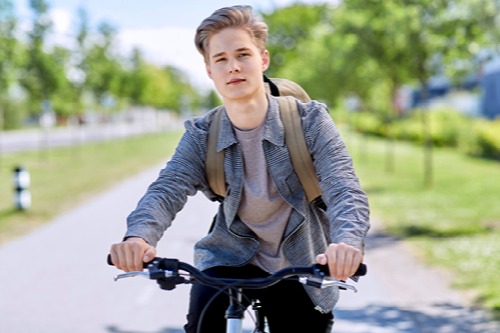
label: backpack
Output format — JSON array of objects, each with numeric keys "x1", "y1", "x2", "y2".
[{"x1": 206, "y1": 75, "x2": 324, "y2": 206}]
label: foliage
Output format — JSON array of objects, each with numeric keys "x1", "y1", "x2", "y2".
[
  {"x1": 2, "y1": 1, "x2": 498, "y2": 129},
  {"x1": 391, "y1": 108, "x2": 470, "y2": 146},
  {"x1": 350, "y1": 112, "x2": 385, "y2": 137},
  {"x1": 0, "y1": 0, "x2": 18, "y2": 129},
  {"x1": 0, "y1": 1, "x2": 202, "y2": 129},
  {"x1": 202, "y1": 90, "x2": 222, "y2": 111},
  {"x1": 18, "y1": 0, "x2": 66, "y2": 116},
  {"x1": 0, "y1": 99, "x2": 22, "y2": 129},
  {"x1": 350, "y1": 108, "x2": 500, "y2": 160},
  {"x1": 0, "y1": 0, "x2": 17, "y2": 94},
  {"x1": 463, "y1": 119, "x2": 500, "y2": 159},
  {"x1": 263, "y1": 4, "x2": 331, "y2": 71},
  {"x1": 84, "y1": 22, "x2": 125, "y2": 108}
]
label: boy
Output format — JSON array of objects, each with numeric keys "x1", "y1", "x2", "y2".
[{"x1": 110, "y1": 5, "x2": 370, "y2": 332}]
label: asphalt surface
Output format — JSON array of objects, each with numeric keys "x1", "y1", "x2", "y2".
[{"x1": 1, "y1": 164, "x2": 499, "y2": 333}]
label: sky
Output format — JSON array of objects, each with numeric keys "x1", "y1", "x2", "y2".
[{"x1": 12, "y1": 0, "x2": 340, "y2": 89}]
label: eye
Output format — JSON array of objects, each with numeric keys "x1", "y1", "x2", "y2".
[
  {"x1": 215, "y1": 57, "x2": 226, "y2": 63},
  {"x1": 238, "y1": 53, "x2": 250, "y2": 58}
]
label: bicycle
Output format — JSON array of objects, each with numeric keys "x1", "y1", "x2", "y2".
[{"x1": 108, "y1": 255, "x2": 367, "y2": 333}]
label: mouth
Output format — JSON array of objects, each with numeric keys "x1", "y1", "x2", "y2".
[{"x1": 227, "y1": 78, "x2": 246, "y2": 85}]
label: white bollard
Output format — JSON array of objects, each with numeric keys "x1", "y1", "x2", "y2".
[{"x1": 13, "y1": 165, "x2": 31, "y2": 210}]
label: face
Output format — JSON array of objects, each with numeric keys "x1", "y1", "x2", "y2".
[{"x1": 205, "y1": 27, "x2": 269, "y2": 102}]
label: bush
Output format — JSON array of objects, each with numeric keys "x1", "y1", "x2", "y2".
[
  {"x1": 462, "y1": 119, "x2": 500, "y2": 160},
  {"x1": 350, "y1": 107, "x2": 500, "y2": 160},
  {"x1": 1, "y1": 99, "x2": 24, "y2": 130},
  {"x1": 390, "y1": 114, "x2": 424, "y2": 143},
  {"x1": 350, "y1": 112, "x2": 385, "y2": 136},
  {"x1": 427, "y1": 108, "x2": 470, "y2": 147}
]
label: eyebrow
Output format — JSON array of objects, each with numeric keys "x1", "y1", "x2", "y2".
[{"x1": 211, "y1": 47, "x2": 252, "y2": 59}]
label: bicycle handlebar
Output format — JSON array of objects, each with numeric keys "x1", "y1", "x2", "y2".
[{"x1": 107, "y1": 255, "x2": 367, "y2": 292}]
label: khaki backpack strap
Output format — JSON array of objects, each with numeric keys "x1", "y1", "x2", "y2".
[
  {"x1": 206, "y1": 107, "x2": 226, "y2": 197},
  {"x1": 278, "y1": 96, "x2": 322, "y2": 203}
]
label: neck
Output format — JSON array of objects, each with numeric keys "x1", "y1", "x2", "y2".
[{"x1": 224, "y1": 92, "x2": 268, "y2": 130}]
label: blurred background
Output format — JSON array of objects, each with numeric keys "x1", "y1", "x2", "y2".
[{"x1": 1, "y1": 0, "x2": 499, "y2": 332}]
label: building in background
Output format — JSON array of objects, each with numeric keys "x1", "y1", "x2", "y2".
[{"x1": 481, "y1": 55, "x2": 500, "y2": 119}]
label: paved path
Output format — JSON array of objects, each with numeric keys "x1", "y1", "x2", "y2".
[{"x1": 0, "y1": 164, "x2": 499, "y2": 333}]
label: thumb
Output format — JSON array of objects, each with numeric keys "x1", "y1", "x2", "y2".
[
  {"x1": 316, "y1": 253, "x2": 327, "y2": 265},
  {"x1": 143, "y1": 246, "x2": 156, "y2": 262}
]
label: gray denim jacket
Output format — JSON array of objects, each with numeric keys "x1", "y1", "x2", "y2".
[{"x1": 125, "y1": 96, "x2": 370, "y2": 312}]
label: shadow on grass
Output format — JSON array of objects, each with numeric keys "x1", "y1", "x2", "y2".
[
  {"x1": 364, "y1": 186, "x2": 387, "y2": 195},
  {"x1": 392, "y1": 224, "x2": 488, "y2": 238}
]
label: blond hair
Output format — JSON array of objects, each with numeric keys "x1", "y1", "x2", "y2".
[{"x1": 194, "y1": 5, "x2": 268, "y2": 62}]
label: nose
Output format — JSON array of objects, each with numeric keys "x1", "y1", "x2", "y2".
[{"x1": 228, "y1": 59, "x2": 240, "y2": 73}]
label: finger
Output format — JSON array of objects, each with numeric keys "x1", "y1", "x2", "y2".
[
  {"x1": 143, "y1": 246, "x2": 156, "y2": 263},
  {"x1": 316, "y1": 253, "x2": 327, "y2": 265},
  {"x1": 349, "y1": 251, "x2": 364, "y2": 276},
  {"x1": 132, "y1": 243, "x2": 144, "y2": 271},
  {"x1": 109, "y1": 245, "x2": 119, "y2": 268},
  {"x1": 334, "y1": 247, "x2": 346, "y2": 280},
  {"x1": 341, "y1": 251, "x2": 355, "y2": 280},
  {"x1": 120, "y1": 240, "x2": 136, "y2": 271},
  {"x1": 110, "y1": 244, "x2": 125, "y2": 271},
  {"x1": 327, "y1": 247, "x2": 338, "y2": 279}
]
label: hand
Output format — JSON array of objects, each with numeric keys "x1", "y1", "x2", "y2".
[
  {"x1": 109, "y1": 237, "x2": 157, "y2": 272},
  {"x1": 315, "y1": 242, "x2": 363, "y2": 281}
]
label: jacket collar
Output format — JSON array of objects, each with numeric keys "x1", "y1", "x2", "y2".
[{"x1": 216, "y1": 95, "x2": 285, "y2": 151}]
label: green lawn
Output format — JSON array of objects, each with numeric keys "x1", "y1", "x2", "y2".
[
  {"x1": 344, "y1": 130, "x2": 500, "y2": 314},
  {"x1": 0, "y1": 131, "x2": 182, "y2": 243}
]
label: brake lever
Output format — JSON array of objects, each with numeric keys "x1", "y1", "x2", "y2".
[
  {"x1": 114, "y1": 271, "x2": 150, "y2": 281},
  {"x1": 321, "y1": 278, "x2": 358, "y2": 292},
  {"x1": 298, "y1": 275, "x2": 358, "y2": 292}
]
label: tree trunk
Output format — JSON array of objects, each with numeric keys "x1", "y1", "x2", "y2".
[{"x1": 419, "y1": 81, "x2": 433, "y2": 188}]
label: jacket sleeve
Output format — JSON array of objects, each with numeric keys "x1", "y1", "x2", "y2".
[
  {"x1": 302, "y1": 101, "x2": 370, "y2": 252},
  {"x1": 124, "y1": 117, "x2": 210, "y2": 247}
]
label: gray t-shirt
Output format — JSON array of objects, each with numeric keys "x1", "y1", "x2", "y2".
[{"x1": 235, "y1": 124, "x2": 292, "y2": 273}]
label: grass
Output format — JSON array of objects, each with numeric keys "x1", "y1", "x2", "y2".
[
  {"x1": 0, "y1": 131, "x2": 183, "y2": 244},
  {"x1": 343, "y1": 129, "x2": 500, "y2": 315}
]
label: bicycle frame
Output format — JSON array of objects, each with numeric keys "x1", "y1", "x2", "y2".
[{"x1": 226, "y1": 289, "x2": 244, "y2": 333}]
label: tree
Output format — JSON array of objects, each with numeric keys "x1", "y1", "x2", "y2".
[
  {"x1": 71, "y1": 6, "x2": 91, "y2": 117},
  {"x1": 0, "y1": 0, "x2": 20, "y2": 129},
  {"x1": 203, "y1": 90, "x2": 222, "y2": 111},
  {"x1": 263, "y1": 4, "x2": 384, "y2": 107},
  {"x1": 84, "y1": 21, "x2": 125, "y2": 111},
  {"x1": 263, "y1": 5, "x2": 333, "y2": 92},
  {"x1": 50, "y1": 46, "x2": 81, "y2": 122},
  {"x1": 19, "y1": 0, "x2": 66, "y2": 119},
  {"x1": 334, "y1": 0, "x2": 488, "y2": 185}
]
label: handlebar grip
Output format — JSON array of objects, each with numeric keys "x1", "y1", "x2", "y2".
[
  {"x1": 315, "y1": 263, "x2": 367, "y2": 277},
  {"x1": 107, "y1": 254, "x2": 168, "y2": 269},
  {"x1": 355, "y1": 263, "x2": 367, "y2": 276}
]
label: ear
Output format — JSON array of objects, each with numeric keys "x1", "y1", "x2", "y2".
[
  {"x1": 262, "y1": 50, "x2": 270, "y2": 72},
  {"x1": 205, "y1": 62, "x2": 213, "y2": 80}
]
